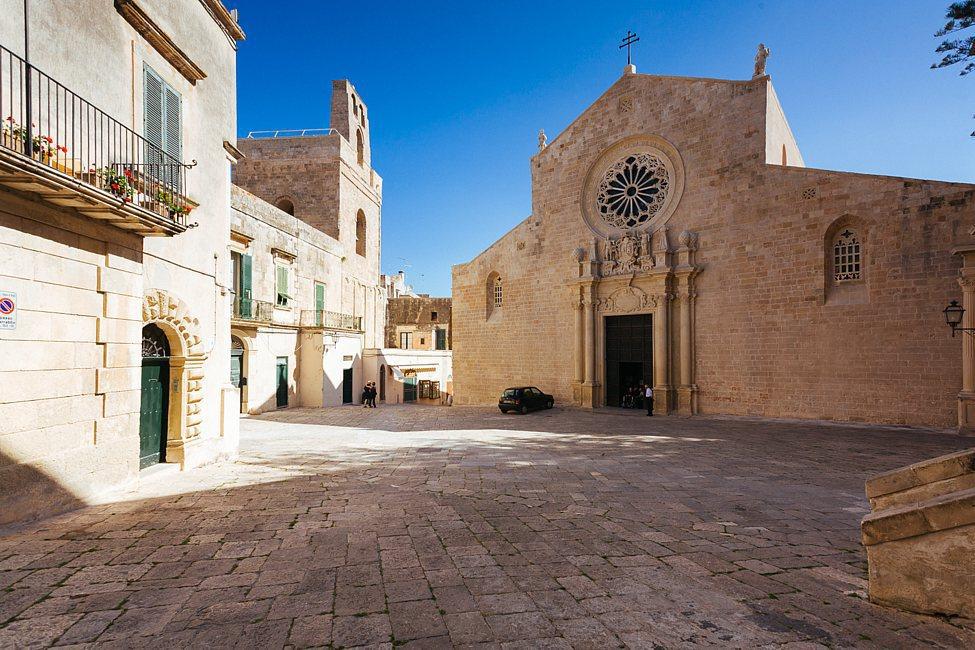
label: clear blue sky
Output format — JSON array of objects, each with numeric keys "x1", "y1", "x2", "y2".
[{"x1": 230, "y1": 0, "x2": 974, "y2": 297}]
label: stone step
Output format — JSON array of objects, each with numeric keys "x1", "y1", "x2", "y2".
[
  {"x1": 860, "y1": 486, "x2": 975, "y2": 619},
  {"x1": 865, "y1": 447, "x2": 975, "y2": 511}
]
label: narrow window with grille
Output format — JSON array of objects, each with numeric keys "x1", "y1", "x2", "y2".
[{"x1": 833, "y1": 230, "x2": 861, "y2": 282}]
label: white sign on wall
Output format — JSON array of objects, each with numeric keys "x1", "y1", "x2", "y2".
[{"x1": 0, "y1": 290, "x2": 16, "y2": 330}]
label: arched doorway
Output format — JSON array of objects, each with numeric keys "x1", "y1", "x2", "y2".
[
  {"x1": 231, "y1": 335, "x2": 246, "y2": 413},
  {"x1": 379, "y1": 364, "x2": 386, "y2": 402},
  {"x1": 140, "y1": 323, "x2": 170, "y2": 468}
]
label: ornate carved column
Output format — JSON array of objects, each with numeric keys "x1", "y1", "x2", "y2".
[
  {"x1": 581, "y1": 284, "x2": 599, "y2": 408},
  {"x1": 653, "y1": 290, "x2": 671, "y2": 413},
  {"x1": 677, "y1": 286, "x2": 694, "y2": 414},
  {"x1": 574, "y1": 297, "x2": 584, "y2": 385},
  {"x1": 953, "y1": 246, "x2": 975, "y2": 431}
]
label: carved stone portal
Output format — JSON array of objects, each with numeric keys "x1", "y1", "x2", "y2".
[{"x1": 142, "y1": 289, "x2": 208, "y2": 467}]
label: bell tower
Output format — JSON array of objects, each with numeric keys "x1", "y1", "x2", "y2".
[{"x1": 331, "y1": 79, "x2": 371, "y2": 168}]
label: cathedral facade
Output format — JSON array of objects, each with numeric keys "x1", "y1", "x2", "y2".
[{"x1": 452, "y1": 66, "x2": 975, "y2": 429}]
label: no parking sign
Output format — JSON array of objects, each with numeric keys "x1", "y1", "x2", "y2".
[{"x1": 0, "y1": 290, "x2": 16, "y2": 330}]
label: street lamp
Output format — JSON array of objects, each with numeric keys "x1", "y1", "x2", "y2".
[{"x1": 943, "y1": 300, "x2": 975, "y2": 336}]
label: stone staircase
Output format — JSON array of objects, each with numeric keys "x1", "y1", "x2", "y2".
[{"x1": 861, "y1": 448, "x2": 975, "y2": 619}]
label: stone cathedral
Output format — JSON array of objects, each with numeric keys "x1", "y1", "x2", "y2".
[{"x1": 452, "y1": 57, "x2": 975, "y2": 429}]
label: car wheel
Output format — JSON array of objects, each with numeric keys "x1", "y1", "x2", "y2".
[
  {"x1": 499, "y1": 407, "x2": 506, "y2": 413},
  {"x1": 546, "y1": 400, "x2": 553, "y2": 409},
  {"x1": 520, "y1": 405, "x2": 528, "y2": 415}
]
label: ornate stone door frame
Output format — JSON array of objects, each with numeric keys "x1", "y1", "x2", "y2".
[
  {"x1": 142, "y1": 289, "x2": 207, "y2": 467},
  {"x1": 569, "y1": 230, "x2": 700, "y2": 415}
]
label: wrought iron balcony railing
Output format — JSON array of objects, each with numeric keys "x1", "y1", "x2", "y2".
[
  {"x1": 300, "y1": 310, "x2": 363, "y2": 331},
  {"x1": 232, "y1": 297, "x2": 275, "y2": 323},
  {"x1": 0, "y1": 43, "x2": 194, "y2": 234}
]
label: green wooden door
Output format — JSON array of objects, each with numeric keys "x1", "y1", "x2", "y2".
[
  {"x1": 139, "y1": 359, "x2": 169, "y2": 469},
  {"x1": 404, "y1": 376, "x2": 417, "y2": 402},
  {"x1": 239, "y1": 253, "x2": 252, "y2": 318},
  {"x1": 276, "y1": 357, "x2": 288, "y2": 408},
  {"x1": 314, "y1": 282, "x2": 325, "y2": 325}
]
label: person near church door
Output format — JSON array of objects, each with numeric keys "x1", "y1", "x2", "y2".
[
  {"x1": 362, "y1": 384, "x2": 370, "y2": 408},
  {"x1": 368, "y1": 382, "x2": 377, "y2": 408},
  {"x1": 645, "y1": 385, "x2": 654, "y2": 416}
]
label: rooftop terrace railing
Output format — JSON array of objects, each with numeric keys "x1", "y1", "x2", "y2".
[
  {"x1": 245, "y1": 129, "x2": 338, "y2": 139},
  {"x1": 0, "y1": 43, "x2": 194, "y2": 228}
]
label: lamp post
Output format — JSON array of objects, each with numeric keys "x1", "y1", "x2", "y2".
[{"x1": 944, "y1": 300, "x2": 975, "y2": 337}]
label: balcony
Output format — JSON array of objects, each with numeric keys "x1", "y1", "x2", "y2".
[
  {"x1": 231, "y1": 298, "x2": 362, "y2": 333},
  {"x1": 0, "y1": 44, "x2": 195, "y2": 236},
  {"x1": 300, "y1": 310, "x2": 363, "y2": 332}
]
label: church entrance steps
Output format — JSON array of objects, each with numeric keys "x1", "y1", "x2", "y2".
[{"x1": 861, "y1": 447, "x2": 975, "y2": 619}]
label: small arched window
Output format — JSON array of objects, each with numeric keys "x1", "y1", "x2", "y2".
[
  {"x1": 355, "y1": 129, "x2": 364, "y2": 165},
  {"x1": 833, "y1": 229, "x2": 861, "y2": 282},
  {"x1": 275, "y1": 198, "x2": 295, "y2": 216},
  {"x1": 355, "y1": 210, "x2": 366, "y2": 257},
  {"x1": 486, "y1": 271, "x2": 502, "y2": 318}
]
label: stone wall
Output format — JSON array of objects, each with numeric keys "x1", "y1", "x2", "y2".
[
  {"x1": 386, "y1": 296, "x2": 452, "y2": 349},
  {"x1": 452, "y1": 71, "x2": 975, "y2": 428},
  {"x1": 230, "y1": 186, "x2": 385, "y2": 410},
  {"x1": 0, "y1": 0, "x2": 241, "y2": 524},
  {"x1": 0, "y1": 193, "x2": 143, "y2": 525}
]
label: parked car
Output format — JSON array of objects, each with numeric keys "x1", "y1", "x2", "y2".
[{"x1": 499, "y1": 386, "x2": 554, "y2": 414}]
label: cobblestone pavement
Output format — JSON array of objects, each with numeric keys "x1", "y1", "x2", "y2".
[{"x1": 2, "y1": 406, "x2": 974, "y2": 648}]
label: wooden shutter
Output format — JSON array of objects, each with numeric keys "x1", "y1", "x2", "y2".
[
  {"x1": 144, "y1": 67, "x2": 164, "y2": 150},
  {"x1": 276, "y1": 266, "x2": 288, "y2": 306},
  {"x1": 239, "y1": 253, "x2": 252, "y2": 318},
  {"x1": 163, "y1": 85, "x2": 182, "y2": 162}
]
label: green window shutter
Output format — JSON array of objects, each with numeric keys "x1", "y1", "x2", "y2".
[
  {"x1": 239, "y1": 253, "x2": 252, "y2": 318},
  {"x1": 163, "y1": 85, "x2": 182, "y2": 162},
  {"x1": 144, "y1": 67, "x2": 164, "y2": 150},
  {"x1": 436, "y1": 328, "x2": 446, "y2": 350},
  {"x1": 315, "y1": 283, "x2": 325, "y2": 312}
]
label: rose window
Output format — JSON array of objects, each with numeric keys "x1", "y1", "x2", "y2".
[{"x1": 595, "y1": 153, "x2": 670, "y2": 229}]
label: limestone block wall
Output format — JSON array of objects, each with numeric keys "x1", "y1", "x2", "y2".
[
  {"x1": 0, "y1": 193, "x2": 143, "y2": 525},
  {"x1": 386, "y1": 296, "x2": 452, "y2": 349},
  {"x1": 452, "y1": 71, "x2": 975, "y2": 428}
]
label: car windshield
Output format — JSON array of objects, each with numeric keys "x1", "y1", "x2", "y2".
[{"x1": 502, "y1": 389, "x2": 520, "y2": 398}]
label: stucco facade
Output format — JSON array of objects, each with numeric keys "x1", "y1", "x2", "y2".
[
  {"x1": 452, "y1": 68, "x2": 975, "y2": 428},
  {"x1": 229, "y1": 81, "x2": 385, "y2": 411},
  {"x1": 229, "y1": 185, "x2": 385, "y2": 411},
  {"x1": 386, "y1": 294, "x2": 452, "y2": 351},
  {"x1": 0, "y1": 0, "x2": 243, "y2": 524}
]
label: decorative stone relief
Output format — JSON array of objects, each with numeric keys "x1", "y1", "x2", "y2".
[
  {"x1": 601, "y1": 232, "x2": 654, "y2": 276},
  {"x1": 581, "y1": 135, "x2": 685, "y2": 239},
  {"x1": 595, "y1": 285, "x2": 657, "y2": 313},
  {"x1": 618, "y1": 96, "x2": 634, "y2": 113},
  {"x1": 596, "y1": 153, "x2": 670, "y2": 229},
  {"x1": 143, "y1": 289, "x2": 204, "y2": 358}
]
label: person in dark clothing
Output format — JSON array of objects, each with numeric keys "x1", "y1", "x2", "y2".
[
  {"x1": 645, "y1": 385, "x2": 654, "y2": 416},
  {"x1": 361, "y1": 384, "x2": 370, "y2": 408},
  {"x1": 368, "y1": 382, "x2": 378, "y2": 408}
]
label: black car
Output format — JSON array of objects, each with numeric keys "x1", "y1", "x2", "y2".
[{"x1": 499, "y1": 386, "x2": 554, "y2": 414}]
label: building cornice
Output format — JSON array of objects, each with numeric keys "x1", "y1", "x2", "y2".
[
  {"x1": 199, "y1": 0, "x2": 246, "y2": 42},
  {"x1": 115, "y1": 0, "x2": 207, "y2": 84}
]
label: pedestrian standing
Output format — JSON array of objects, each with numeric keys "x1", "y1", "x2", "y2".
[
  {"x1": 361, "y1": 384, "x2": 370, "y2": 408},
  {"x1": 368, "y1": 382, "x2": 378, "y2": 408},
  {"x1": 645, "y1": 385, "x2": 654, "y2": 416}
]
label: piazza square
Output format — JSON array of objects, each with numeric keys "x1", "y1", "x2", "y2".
[{"x1": 2, "y1": 0, "x2": 975, "y2": 646}]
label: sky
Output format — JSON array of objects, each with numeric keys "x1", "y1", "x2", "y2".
[{"x1": 229, "y1": 0, "x2": 974, "y2": 297}]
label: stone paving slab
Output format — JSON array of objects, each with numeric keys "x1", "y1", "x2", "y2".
[{"x1": 1, "y1": 405, "x2": 974, "y2": 648}]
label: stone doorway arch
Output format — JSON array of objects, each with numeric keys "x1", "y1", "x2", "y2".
[{"x1": 142, "y1": 289, "x2": 207, "y2": 467}]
